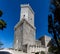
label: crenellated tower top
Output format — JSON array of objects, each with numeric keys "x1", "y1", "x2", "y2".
[{"x1": 20, "y1": 4, "x2": 35, "y2": 26}]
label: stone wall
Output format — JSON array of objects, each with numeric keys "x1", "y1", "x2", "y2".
[
  {"x1": 23, "y1": 20, "x2": 35, "y2": 45},
  {"x1": 14, "y1": 23, "x2": 23, "y2": 50}
]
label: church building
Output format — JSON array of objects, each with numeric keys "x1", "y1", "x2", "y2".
[
  {"x1": 13, "y1": 4, "x2": 51, "y2": 54},
  {"x1": 0, "y1": 4, "x2": 52, "y2": 54}
]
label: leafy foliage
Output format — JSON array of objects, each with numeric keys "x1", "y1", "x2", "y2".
[
  {"x1": 0, "y1": 10, "x2": 6, "y2": 30},
  {"x1": 48, "y1": 39, "x2": 60, "y2": 54},
  {"x1": 35, "y1": 52, "x2": 39, "y2": 54},
  {"x1": 41, "y1": 51, "x2": 45, "y2": 54},
  {"x1": 48, "y1": 0, "x2": 60, "y2": 54},
  {"x1": 0, "y1": 19, "x2": 6, "y2": 30},
  {"x1": 48, "y1": 0, "x2": 60, "y2": 47},
  {"x1": 0, "y1": 10, "x2": 6, "y2": 48},
  {"x1": 0, "y1": 10, "x2": 3, "y2": 17}
]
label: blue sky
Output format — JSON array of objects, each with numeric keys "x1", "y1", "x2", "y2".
[{"x1": 0, "y1": 0, "x2": 51, "y2": 48}]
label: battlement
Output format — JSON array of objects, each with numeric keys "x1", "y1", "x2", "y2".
[{"x1": 21, "y1": 4, "x2": 34, "y2": 14}]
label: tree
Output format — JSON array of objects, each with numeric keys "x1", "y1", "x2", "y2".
[
  {"x1": 41, "y1": 51, "x2": 45, "y2": 54},
  {"x1": 47, "y1": 39, "x2": 60, "y2": 54},
  {"x1": 0, "y1": 10, "x2": 6, "y2": 30},
  {"x1": 0, "y1": 10, "x2": 3, "y2": 17},
  {"x1": 35, "y1": 52, "x2": 39, "y2": 54},
  {"x1": 0, "y1": 10, "x2": 6, "y2": 48},
  {"x1": 48, "y1": 0, "x2": 60, "y2": 48},
  {"x1": 48, "y1": 0, "x2": 60, "y2": 54}
]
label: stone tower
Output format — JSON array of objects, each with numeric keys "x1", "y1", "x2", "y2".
[{"x1": 14, "y1": 4, "x2": 36, "y2": 51}]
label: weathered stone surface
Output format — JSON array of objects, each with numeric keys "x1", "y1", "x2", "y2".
[
  {"x1": 14, "y1": 4, "x2": 36, "y2": 51},
  {"x1": 23, "y1": 20, "x2": 35, "y2": 45},
  {"x1": 13, "y1": 4, "x2": 52, "y2": 54},
  {"x1": 14, "y1": 19, "x2": 35, "y2": 51},
  {"x1": 20, "y1": 4, "x2": 34, "y2": 26}
]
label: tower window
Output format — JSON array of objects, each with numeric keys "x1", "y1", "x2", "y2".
[{"x1": 23, "y1": 15, "x2": 25, "y2": 18}]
